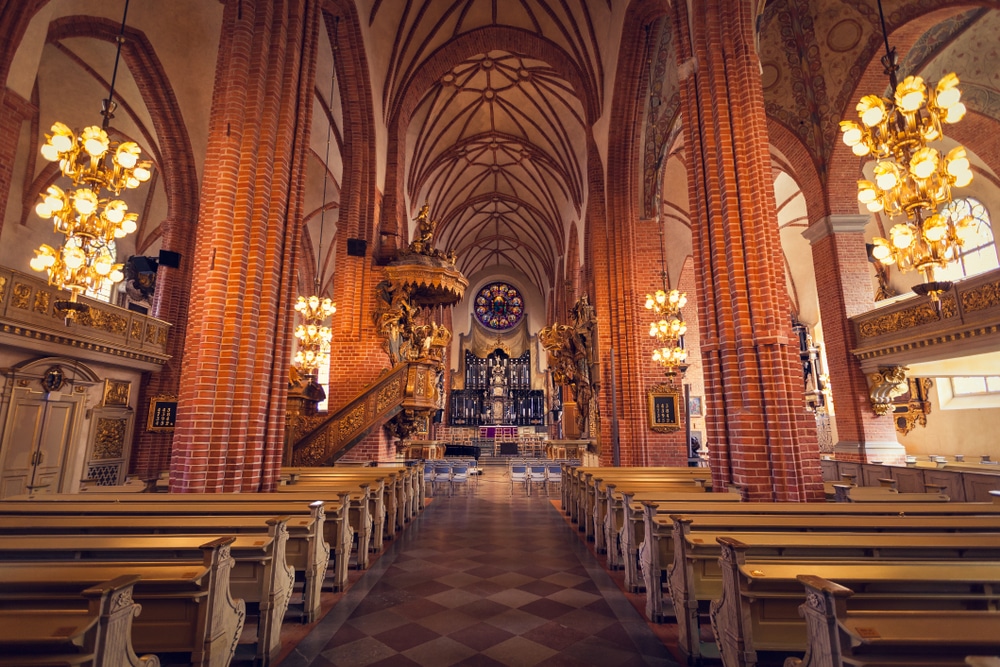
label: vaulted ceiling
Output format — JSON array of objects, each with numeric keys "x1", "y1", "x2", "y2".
[{"x1": 367, "y1": 0, "x2": 613, "y2": 291}]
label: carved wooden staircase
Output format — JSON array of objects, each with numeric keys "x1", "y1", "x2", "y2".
[{"x1": 288, "y1": 360, "x2": 440, "y2": 465}]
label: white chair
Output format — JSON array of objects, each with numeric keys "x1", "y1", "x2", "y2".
[
  {"x1": 433, "y1": 463, "x2": 452, "y2": 496},
  {"x1": 451, "y1": 464, "x2": 470, "y2": 495},
  {"x1": 509, "y1": 463, "x2": 529, "y2": 494},
  {"x1": 546, "y1": 464, "x2": 562, "y2": 489},
  {"x1": 528, "y1": 463, "x2": 547, "y2": 493},
  {"x1": 423, "y1": 462, "x2": 436, "y2": 495}
]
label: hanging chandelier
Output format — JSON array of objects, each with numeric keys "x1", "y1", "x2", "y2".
[
  {"x1": 646, "y1": 288, "x2": 688, "y2": 376},
  {"x1": 293, "y1": 21, "x2": 338, "y2": 375},
  {"x1": 839, "y1": 0, "x2": 974, "y2": 300},
  {"x1": 29, "y1": 0, "x2": 150, "y2": 320},
  {"x1": 644, "y1": 200, "x2": 688, "y2": 377},
  {"x1": 293, "y1": 291, "x2": 336, "y2": 373}
]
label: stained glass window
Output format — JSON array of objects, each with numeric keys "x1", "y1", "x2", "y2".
[{"x1": 474, "y1": 282, "x2": 524, "y2": 330}]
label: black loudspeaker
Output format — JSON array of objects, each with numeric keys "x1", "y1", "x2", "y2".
[
  {"x1": 158, "y1": 249, "x2": 181, "y2": 268},
  {"x1": 347, "y1": 238, "x2": 367, "y2": 257},
  {"x1": 127, "y1": 302, "x2": 149, "y2": 315}
]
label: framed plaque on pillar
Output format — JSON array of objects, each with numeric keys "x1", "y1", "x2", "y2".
[{"x1": 648, "y1": 385, "x2": 681, "y2": 433}]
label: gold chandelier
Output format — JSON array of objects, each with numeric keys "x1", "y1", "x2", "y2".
[
  {"x1": 839, "y1": 0, "x2": 974, "y2": 299},
  {"x1": 29, "y1": 0, "x2": 150, "y2": 320},
  {"x1": 293, "y1": 291, "x2": 336, "y2": 373},
  {"x1": 646, "y1": 288, "x2": 688, "y2": 375},
  {"x1": 293, "y1": 28, "x2": 338, "y2": 375},
  {"x1": 644, "y1": 205, "x2": 688, "y2": 377}
]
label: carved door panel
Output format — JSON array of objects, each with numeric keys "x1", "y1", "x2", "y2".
[
  {"x1": 0, "y1": 390, "x2": 79, "y2": 498},
  {"x1": 32, "y1": 401, "x2": 78, "y2": 492},
  {"x1": 0, "y1": 396, "x2": 45, "y2": 498}
]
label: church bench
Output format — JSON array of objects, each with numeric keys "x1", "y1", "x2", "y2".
[
  {"x1": 0, "y1": 525, "x2": 293, "y2": 666},
  {"x1": 589, "y1": 477, "x2": 708, "y2": 552},
  {"x1": 611, "y1": 488, "x2": 741, "y2": 592},
  {"x1": 12, "y1": 490, "x2": 359, "y2": 574},
  {"x1": 0, "y1": 538, "x2": 246, "y2": 667},
  {"x1": 281, "y1": 471, "x2": 409, "y2": 542},
  {"x1": 833, "y1": 484, "x2": 950, "y2": 503},
  {"x1": 275, "y1": 482, "x2": 384, "y2": 560},
  {"x1": 570, "y1": 470, "x2": 710, "y2": 541},
  {"x1": 562, "y1": 465, "x2": 709, "y2": 520},
  {"x1": 668, "y1": 525, "x2": 1000, "y2": 663},
  {"x1": 282, "y1": 466, "x2": 422, "y2": 529},
  {"x1": 0, "y1": 499, "x2": 335, "y2": 622},
  {"x1": 710, "y1": 538, "x2": 1000, "y2": 667},
  {"x1": 786, "y1": 574, "x2": 1000, "y2": 667},
  {"x1": 0, "y1": 574, "x2": 158, "y2": 667},
  {"x1": 639, "y1": 506, "x2": 1000, "y2": 627}
]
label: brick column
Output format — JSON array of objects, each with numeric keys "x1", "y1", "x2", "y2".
[
  {"x1": 675, "y1": 0, "x2": 822, "y2": 501},
  {"x1": 803, "y1": 214, "x2": 902, "y2": 463},
  {"x1": 170, "y1": 0, "x2": 321, "y2": 492}
]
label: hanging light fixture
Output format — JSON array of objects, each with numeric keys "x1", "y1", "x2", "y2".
[
  {"x1": 645, "y1": 202, "x2": 688, "y2": 377},
  {"x1": 293, "y1": 19, "x2": 339, "y2": 375},
  {"x1": 29, "y1": 0, "x2": 151, "y2": 320},
  {"x1": 839, "y1": 0, "x2": 974, "y2": 300}
]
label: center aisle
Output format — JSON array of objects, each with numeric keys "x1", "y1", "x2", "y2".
[{"x1": 279, "y1": 464, "x2": 679, "y2": 667}]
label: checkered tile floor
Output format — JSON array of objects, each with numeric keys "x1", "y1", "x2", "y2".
[{"x1": 278, "y1": 469, "x2": 678, "y2": 666}]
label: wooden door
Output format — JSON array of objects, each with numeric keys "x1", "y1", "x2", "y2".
[{"x1": 0, "y1": 389, "x2": 80, "y2": 498}]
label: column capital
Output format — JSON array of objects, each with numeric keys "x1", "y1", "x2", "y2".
[{"x1": 802, "y1": 214, "x2": 871, "y2": 245}]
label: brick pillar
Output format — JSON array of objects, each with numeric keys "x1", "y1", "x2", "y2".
[
  {"x1": 675, "y1": 0, "x2": 822, "y2": 501},
  {"x1": 0, "y1": 88, "x2": 33, "y2": 237},
  {"x1": 803, "y1": 214, "x2": 902, "y2": 463},
  {"x1": 170, "y1": 0, "x2": 320, "y2": 492}
]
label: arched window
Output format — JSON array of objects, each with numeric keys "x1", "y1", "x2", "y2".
[
  {"x1": 935, "y1": 197, "x2": 998, "y2": 282},
  {"x1": 64, "y1": 237, "x2": 118, "y2": 303}
]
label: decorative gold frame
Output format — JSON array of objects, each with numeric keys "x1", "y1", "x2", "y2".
[
  {"x1": 147, "y1": 395, "x2": 178, "y2": 432},
  {"x1": 102, "y1": 379, "x2": 131, "y2": 407},
  {"x1": 648, "y1": 384, "x2": 681, "y2": 433}
]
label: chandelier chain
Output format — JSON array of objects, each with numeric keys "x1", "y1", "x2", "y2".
[{"x1": 102, "y1": 0, "x2": 130, "y2": 129}]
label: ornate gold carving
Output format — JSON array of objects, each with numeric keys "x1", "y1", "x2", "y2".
[
  {"x1": 868, "y1": 365, "x2": 908, "y2": 416},
  {"x1": 0, "y1": 275, "x2": 8, "y2": 305},
  {"x1": 130, "y1": 319, "x2": 143, "y2": 340},
  {"x1": 540, "y1": 294, "x2": 600, "y2": 436},
  {"x1": 376, "y1": 378, "x2": 401, "y2": 413},
  {"x1": 77, "y1": 307, "x2": 128, "y2": 334},
  {"x1": 893, "y1": 377, "x2": 933, "y2": 435},
  {"x1": 157, "y1": 327, "x2": 167, "y2": 345},
  {"x1": 415, "y1": 369, "x2": 427, "y2": 397},
  {"x1": 857, "y1": 303, "x2": 940, "y2": 339},
  {"x1": 962, "y1": 279, "x2": 1000, "y2": 314},
  {"x1": 12, "y1": 283, "x2": 31, "y2": 310},
  {"x1": 940, "y1": 295, "x2": 958, "y2": 318},
  {"x1": 146, "y1": 324, "x2": 158, "y2": 344},
  {"x1": 339, "y1": 404, "x2": 365, "y2": 438},
  {"x1": 33, "y1": 290, "x2": 50, "y2": 313},
  {"x1": 93, "y1": 418, "x2": 127, "y2": 460},
  {"x1": 102, "y1": 379, "x2": 131, "y2": 407}
]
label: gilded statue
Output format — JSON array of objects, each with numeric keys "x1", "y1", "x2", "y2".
[{"x1": 540, "y1": 294, "x2": 600, "y2": 435}]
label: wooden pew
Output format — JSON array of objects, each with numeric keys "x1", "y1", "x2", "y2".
[
  {"x1": 574, "y1": 470, "x2": 709, "y2": 543},
  {"x1": 639, "y1": 505, "x2": 1000, "y2": 626},
  {"x1": 283, "y1": 466, "x2": 422, "y2": 534},
  {"x1": 833, "y1": 484, "x2": 950, "y2": 503},
  {"x1": 561, "y1": 465, "x2": 709, "y2": 526},
  {"x1": 0, "y1": 525, "x2": 293, "y2": 666},
  {"x1": 668, "y1": 523, "x2": 1000, "y2": 663},
  {"x1": 13, "y1": 491, "x2": 357, "y2": 577},
  {"x1": 710, "y1": 538, "x2": 1000, "y2": 667},
  {"x1": 605, "y1": 487, "x2": 740, "y2": 592},
  {"x1": 0, "y1": 499, "x2": 334, "y2": 623},
  {"x1": 0, "y1": 574, "x2": 159, "y2": 667},
  {"x1": 786, "y1": 574, "x2": 1000, "y2": 667},
  {"x1": 276, "y1": 482, "x2": 381, "y2": 565},
  {"x1": 0, "y1": 538, "x2": 245, "y2": 667},
  {"x1": 590, "y1": 477, "x2": 707, "y2": 553}
]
